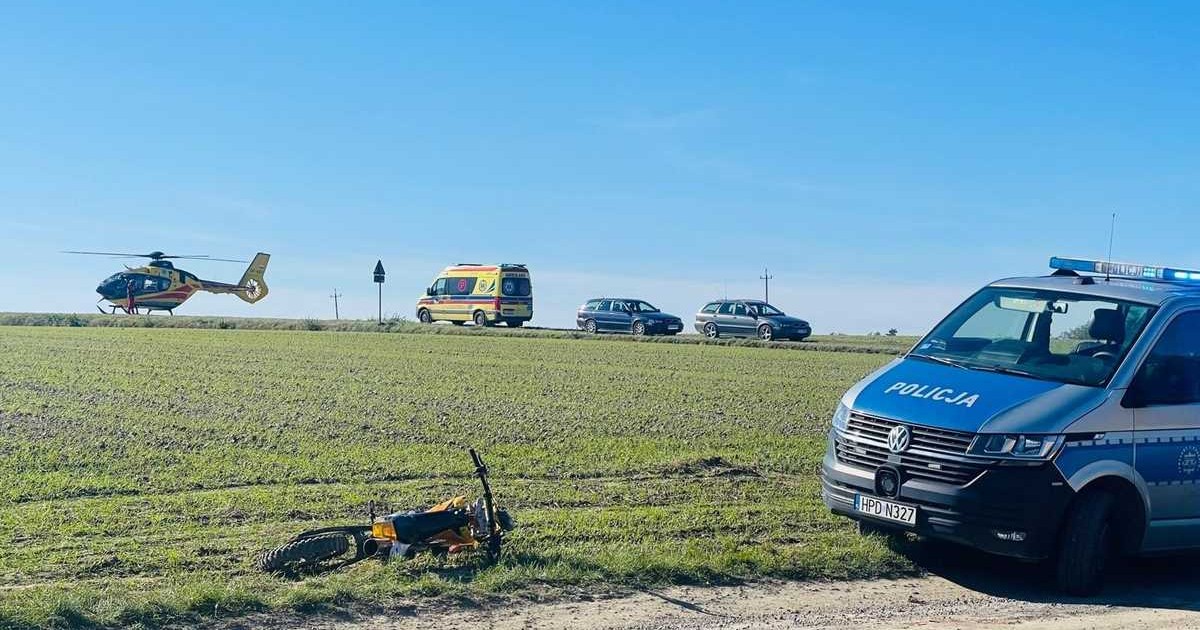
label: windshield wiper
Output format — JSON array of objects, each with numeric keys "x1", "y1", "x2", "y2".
[
  {"x1": 962, "y1": 364, "x2": 1062, "y2": 382},
  {"x1": 913, "y1": 355, "x2": 1086, "y2": 385},
  {"x1": 908, "y1": 353, "x2": 969, "y2": 369}
]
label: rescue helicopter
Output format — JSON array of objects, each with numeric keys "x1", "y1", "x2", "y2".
[{"x1": 64, "y1": 250, "x2": 271, "y2": 314}]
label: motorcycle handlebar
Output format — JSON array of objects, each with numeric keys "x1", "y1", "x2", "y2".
[{"x1": 468, "y1": 448, "x2": 499, "y2": 535}]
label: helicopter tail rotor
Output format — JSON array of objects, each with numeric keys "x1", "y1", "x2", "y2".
[{"x1": 235, "y1": 253, "x2": 270, "y2": 303}]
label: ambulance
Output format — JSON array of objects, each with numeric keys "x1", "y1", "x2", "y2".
[
  {"x1": 415, "y1": 263, "x2": 533, "y2": 327},
  {"x1": 822, "y1": 256, "x2": 1200, "y2": 594}
]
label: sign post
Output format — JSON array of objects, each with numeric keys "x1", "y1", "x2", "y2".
[{"x1": 373, "y1": 260, "x2": 386, "y2": 324}]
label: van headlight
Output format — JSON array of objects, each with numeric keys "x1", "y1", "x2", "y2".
[
  {"x1": 831, "y1": 403, "x2": 850, "y2": 432},
  {"x1": 970, "y1": 434, "x2": 1064, "y2": 459}
]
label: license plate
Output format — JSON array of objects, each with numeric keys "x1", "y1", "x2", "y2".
[
  {"x1": 854, "y1": 494, "x2": 917, "y2": 526},
  {"x1": 668, "y1": 324, "x2": 681, "y2": 330}
]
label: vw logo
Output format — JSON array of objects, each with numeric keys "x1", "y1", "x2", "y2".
[{"x1": 887, "y1": 425, "x2": 912, "y2": 454}]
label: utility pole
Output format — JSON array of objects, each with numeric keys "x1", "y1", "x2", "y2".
[
  {"x1": 373, "y1": 260, "x2": 386, "y2": 324},
  {"x1": 759, "y1": 267, "x2": 774, "y2": 303},
  {"x1": 329, "y1": 288, "x2": 343, "y2": 320}
]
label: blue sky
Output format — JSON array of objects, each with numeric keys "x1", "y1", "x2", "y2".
[{"x1": 2, "y1": 2, "x2": 1198, "y2": 333}]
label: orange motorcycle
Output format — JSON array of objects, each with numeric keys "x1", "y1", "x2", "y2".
[{"x1": 256, "y1": 449, "x2": 513, "y2": 573}]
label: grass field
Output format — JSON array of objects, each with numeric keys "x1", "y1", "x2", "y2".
[
  {"x1": 0, "y1": 312, "x2": 916, "y2": 354},
  {"x1": 0, "y1": 325, "x2": 915, "y2": 629}
]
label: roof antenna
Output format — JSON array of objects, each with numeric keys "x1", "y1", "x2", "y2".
[{"x1": 1104, "y1": 212, "x2": 1117, "y2": 282}]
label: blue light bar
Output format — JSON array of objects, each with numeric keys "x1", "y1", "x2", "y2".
[{"x1": 1050, "y1": 257, "x2": 1200, "y2": 282}]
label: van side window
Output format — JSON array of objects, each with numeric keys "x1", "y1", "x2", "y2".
[
  {"x1": 732, "y1": 303, "x2": 747, "y2": 316},
  {"x1": 597, "y1": 300, "x2": 612, "y2": 311},
  {"x1": 612, "y1": 301, "x2": 629, "y2": 313},
  {"x1": 446, "y1": 277, "x2": 477, "y2": 296},
  {"x1": 431, "y1": 278, "x2": 448, "y2": 295},
  {"x1": 717, "y1": 302, "x2": 734, "y2": 315},
  {"x1": 1131, "y1": 311, "x2": 1200, "y2": 406}
]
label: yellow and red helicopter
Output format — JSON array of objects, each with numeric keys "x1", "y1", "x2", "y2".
[{"x1": 64, "y1": 250, "x2": 270, "y2": 315}]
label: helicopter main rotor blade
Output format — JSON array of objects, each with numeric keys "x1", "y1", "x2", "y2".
[
  {"x1": 163, "y1": 256, "x2": 250, "y2": 263},
  {"x1": 63, "y1": 251, "x2": 249, "y2": 263},
  {"x1": 62, "y1": 250, "x2": 155, "y2": 258}
]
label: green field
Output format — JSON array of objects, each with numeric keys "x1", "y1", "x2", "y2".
[{"x1": 0, "y1": 326, "x2": 913, "y2": 629}]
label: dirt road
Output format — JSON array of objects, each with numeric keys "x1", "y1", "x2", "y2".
[{"x1": 228, "y1": 548, "x2": 1200, "y2": 630}]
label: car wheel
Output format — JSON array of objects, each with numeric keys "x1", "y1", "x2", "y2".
[
  {"x1": 703, "y1": 322, "x2": 719, "y2": 339},
  {"x1": 757, "y1": 324, "x2": 774, "y2": 341},
  {"x1": 473, "y1": 311, "x2": 491, "y2": 327},
  {"x1": 1055, "y1": 491, "x2": 1116, "y2": 596},
  {"x1": 632, "y1": 320, "x2": 646, "y2": 336},
  {"x1": 584, "y1": 319, "x2": 598, "y2": 334},
  {"x1": 417, "y1": 309, "x2": 433, "y2": 324}
]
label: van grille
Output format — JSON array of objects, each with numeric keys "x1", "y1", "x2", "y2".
[{"x1": 834, "y1": 412, "x2": 986, "y2": 486}]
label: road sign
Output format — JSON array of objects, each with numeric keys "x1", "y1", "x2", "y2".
[{"x1": 373, "y1": 260, "x2": 385, "y2": 323}]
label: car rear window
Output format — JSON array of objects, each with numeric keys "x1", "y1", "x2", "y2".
[
  {"x1": 584, "y1": 299, "x2": 602, "y2": 310},
  {"x1": 702, "y1": 302, "x2": 720, "y2": 313},
  {"x1": 501, "y1": 277, "x2": 531, "y2": 297}
]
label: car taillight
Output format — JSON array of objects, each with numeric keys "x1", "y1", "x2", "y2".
[{"x1": 493, "y1": 297, "x2": 501, "y2": 311}]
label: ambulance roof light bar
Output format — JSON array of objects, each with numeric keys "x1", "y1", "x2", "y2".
[{"x1": 1050, "y1": 257, "x2": 1200, "y2": 282}]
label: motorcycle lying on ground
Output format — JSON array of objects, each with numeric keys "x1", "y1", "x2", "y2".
[{"x1": 256, "y1": 449, "x2": 514, "y2": 573}]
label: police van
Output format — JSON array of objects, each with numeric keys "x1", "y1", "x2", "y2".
[{"x1": 822, "y1": 257, "x2": 1200, "y2": 594}]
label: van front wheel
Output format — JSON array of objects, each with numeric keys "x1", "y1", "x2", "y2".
[
  {"x1": 1055, "y1": 491, "x2": 1116, "y2": 596},
  {"x1": 473, "y1": 311, "x2": 492, "y2": 327},
  {"x1": 417, "y1": 309, "x2": 433, "y2": 324}
]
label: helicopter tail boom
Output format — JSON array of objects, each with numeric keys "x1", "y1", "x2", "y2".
[{"x1": 198, "y1": 252, "x2": 270, "y2": 303}]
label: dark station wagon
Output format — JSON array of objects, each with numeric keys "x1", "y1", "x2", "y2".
[
  {"x1": 693, "y1": 299, "x2": 811, "y2": 341},
  {"x1": 576, "y1": 298, "x2": 684, "y2": 336}
]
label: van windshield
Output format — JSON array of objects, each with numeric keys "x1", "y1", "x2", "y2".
[
  {"x1": 910, "y1": 287, "x2": 1155, "y2": 387},
  {"x1": 501, "y1": 277, "x2": 531, "y2": 297}
]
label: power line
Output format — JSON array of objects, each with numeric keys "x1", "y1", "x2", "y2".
[
  {"x1": 329, "y1": 288, "x2": 343, "y2": 320},
  {"x1": 759, "y1": 268, "x2": 774, "y2": 303}
]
